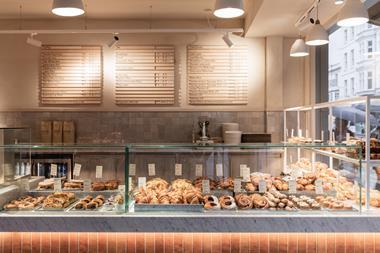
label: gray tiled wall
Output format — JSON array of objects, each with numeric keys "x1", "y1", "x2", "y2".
[{"x1": 0, "y1": 111, "x2": 283, "y2": 144}]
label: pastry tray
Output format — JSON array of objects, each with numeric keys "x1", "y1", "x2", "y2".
[
  {"x1": 36, "y1": 199, "x2": 77, "y2": 211},
  {"x1": 134, "y1": 203, "x2": 203, "y2": 212}
]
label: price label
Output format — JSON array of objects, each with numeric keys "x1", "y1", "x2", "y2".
[
  {"x1": 73, "y1": 163, "x2": 81, "y2": 177},
  {"x1": 242, "y1": 167, "x2": 250, "y2": 182},
  {"x1": 216, "y1": 163, "x2": 223, "y2": 177},
  {"x1": 128, "y1": 177, "x2": 133, "y2": 192},
  {"x1": 83, "y1": 179, "x2": 91, "y2": 191},
  {"x1": 148, "y1": 164, "x2": 156, "y2": 176},
  {"x1": 119, "y1": 184, "x2": 126, "y2": 194},
  {"x1": 21, "y1": 178, "x2": 30, "y2": 191},
  {"x1": 288, "y1": 179, "x2": 297, "y2": 194},
  {"x1": 202, "y1": 180, "x2": 210, "y2": 194},
  {"x1": 50, "y1": 164, "x2": 58, "y2": 177},
  {"x1": 175, "y1": 164, "x2": 182, "y2": 176},
  {"x1": 129, "y1": 164, "x2": 136, "y2": 176},
  {"x1": 259, "y1": 180, "x2": 267, "y2": 193},
  {"x1": 239, "y1": 164, "x2": 247, "y2": 177},
  {"x1": 233, "y1": 178, "x2": 242, "y2": 193},
  {"x1": 315, "y1": 179, "x2": 323, "y2": 195},
  {"x1": 25, "y1": 163, "x2": 31, "y2": 175},
  {"x1": 95, "y1": 166, "x2": 103, "y2": 179},
  {"x1": 138, "y1": 177, "x2": 146, "y2": 188},
  {"x1": 54, "y1": 179, "x2": 62, "y2": 192},
  {"x1": 195, "y1": 164, "x2": 203, "y2": 177}
]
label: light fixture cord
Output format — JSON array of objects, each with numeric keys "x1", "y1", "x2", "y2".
[
  {"x1": 149, "y1": 5, "x2": 152, "y2": 30},
  {"x1": 18, "y1": 4, "x2": 23, "y2": 30},
  {"x1": 84, "y1": 0, "x2": 88, "y2": 30}
]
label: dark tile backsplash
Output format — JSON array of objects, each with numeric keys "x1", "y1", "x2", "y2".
[{"x1": 0, "y1": 111, "x2": 283, "y2": 144}]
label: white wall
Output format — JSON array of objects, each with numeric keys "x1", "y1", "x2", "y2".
[{"x1": 0, "y1": 33, "x2": 305, "y2": 111}]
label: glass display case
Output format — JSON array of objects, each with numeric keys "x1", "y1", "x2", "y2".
[
  {"x1": 0, "y1": 144, "x2": 126, "y2": 214},
  {"x1": 284, "y1": 95, "x2": 380, "y2": 211},
  {"x1": 127, "y1": 143, "x2": 362, "y2": 213}
]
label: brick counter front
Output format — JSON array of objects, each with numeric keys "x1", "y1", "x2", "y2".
[{"x1": 0, "y1": 232, "x2": 378, "y2": 253}]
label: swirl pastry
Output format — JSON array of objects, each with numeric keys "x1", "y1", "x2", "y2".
[
  {"x1": 251, "y1": 194, "x2": 268, "y2": 209},
  {"x1": 219, "y1": 177, "x2": 234, "y2": 190},
  {"x1": 245, "y1": 182, "x2": 256, "y2": 192},
  {"x1": 204, "y1": 202, "x2": 221, "y2": 210},
  {"x1": 235, "y1": 194, "x2": 253, "y2": 209},
  {"x1": 219, "y1": 196, "x2": 236, "y2": 210}
]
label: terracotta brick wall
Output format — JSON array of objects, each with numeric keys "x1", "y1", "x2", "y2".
[{"x1": 0, "y1": 232, "x2": 377, "y2": 253}]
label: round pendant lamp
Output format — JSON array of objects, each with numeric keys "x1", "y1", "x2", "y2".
[
  {"x1": 52, "y1": 0, "x2": 85, "y2": 17},
  {"x1": 290, "y1": 38, "x2": 309, "y2": 57},
  {"x1": 214, "y1": 0, "x2": 244, "y2": 18},
  {"x1": 306, "y1": 20, "x2": 329, "y2": 46},
  {"x1": 337, "y1": 0, "x2": 369, "y2": 27}
]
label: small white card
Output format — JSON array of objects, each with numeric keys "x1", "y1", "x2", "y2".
[
  {"x1": 239, "y1": 164, "x2": 247, "y2": 177},
  {"x1": 129, "y1": 164, "x2": 136, "y2": 176},
  {"x1": 128, "y1": 177, "x2": 133, "y2": 192},
  {"x1": 288, "y1": 179, "x2": 297, "y2": 194},
  {"x1": 95, "y1": 166, "x2": 103, "y2": 179},
  {"x1": 202, "y1": 180, "x2": 210, "y2": 194},
  {"x1": 175, "y1": 164, "x2": 182, "y2": 176},
  {"x1": 50, "y1": 164, "x2": 58, "y2": 177},
  {"x1": 148, "y1": 164, "x2": 156, "y2": 176},
  {"x1": 315, "y1": 179, "x2": 324, "y2": 195},
  {"x1": 259, "y1": 179, "x2": 267, "y2": 193},
  {"x1": 119, "y1": 184, "x2": 126, "y2": 194},
  {"x1": 73, "y1": 163, "x2": 81, "y2": 177},
  {"x1": 54, "y1": 178, "x2": 62, "y2": 192},
  {"x1": 216, "y1": 163, "x2": 223, "y2": 177},
  {"x1": 233, "y1": 178, "x2": 242, "y2": 193},
  {"x1": 241, "y1": 167, "x2": 250, "y2": 182},
  {"x1": 138, "y1": 177, "x2": 146, "y2": 188},
  {"x1": 195, "y1": 164, "x2": 203, "y2": 177},
  {"x1": 83, "y1": 179, "x2": 91, "y2": 191}
]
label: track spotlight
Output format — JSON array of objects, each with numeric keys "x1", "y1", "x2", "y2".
[
  {"x1": 337, "y1": 0, "x2": 369, "y2": 27},
  {"x1": 52, "y1": 0, "x2": 85, "y2": 17},
  {"x1": 26, "y1": 33, "x2": 42, "y2": 47},
  {"x1": 222, "y1": 33, "x2": 234, "y2": 48},
  {"x1": 214, "y1": 0, "x2": 244, "y2": 18},
  {"x1": 108, "y1": 35, "x2": 119, "y2": 48}
]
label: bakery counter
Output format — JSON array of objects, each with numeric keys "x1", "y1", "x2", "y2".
[{"x1": 2, "y1": 212, "x2": 380, "y2": 233}]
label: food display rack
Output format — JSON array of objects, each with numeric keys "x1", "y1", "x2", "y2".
[{"x1": 284, "y1": 95, "x2": 380, "y2": 210}]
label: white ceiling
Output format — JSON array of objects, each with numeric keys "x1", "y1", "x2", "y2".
[
  {"x1": 0, "y1": 0, "x2": 248, "y2": 19},
  {"x1": 245, "y1": 0, "x2": 341, "y2": 37}
]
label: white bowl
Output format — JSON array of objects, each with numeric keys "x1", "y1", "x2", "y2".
[{"x1": 224, "y1": 131, "x2": 242, "y2": 144}]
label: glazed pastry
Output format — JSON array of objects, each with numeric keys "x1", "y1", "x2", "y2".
[
  {"x1": 204, "y1": 202, "x2": 221, "y2": 210},
  {"x1": 219, "y1": 196, "x2": 237, "y2": 210},
  {"x1": 251, "y1": 194, "x2": 268, "y2": 209},
  {"x1": 235, "y1": 194, "x2": 253, "y2": 209},
  {"x1": 245, "y1": 182, "x2": 256, "y2": 192}
]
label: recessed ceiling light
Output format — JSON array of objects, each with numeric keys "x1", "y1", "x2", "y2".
[
  {"x1": 214, "y1": 0, "x2": 244, "y2": 19},
  {"x1": 335, "y1": 0, "x2": 344, "y2": 5},
  {"x1": 337, "y1": 0, "x2": 369, "y2": 27},
  {"x1": 52, "y1": 0, "x2": 85, "y2": 17},
  {"x1": 290, "y1": 38, "x2": 309, "y2": 57}
]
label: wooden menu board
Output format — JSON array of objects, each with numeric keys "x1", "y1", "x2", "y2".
[
  {"x1": 187, "y1": 45, "x2": 248, "y2": 105},
  {"x1": 40, "y1": 45, "x2": 102, "y2": 105},
  {"x1": 115, "y1": 45, "x2": 175, "y2": 105}
]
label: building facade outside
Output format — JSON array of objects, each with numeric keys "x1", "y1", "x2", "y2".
[{"x1": 328, "y1": 23, "x2": 380, "y2": 101}]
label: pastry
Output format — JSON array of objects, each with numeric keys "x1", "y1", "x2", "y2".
[
  {"x1": 235, "y1": 194, "x2": 253, "y2": 209},
  {"x1": 245, "y1": 182, "x2": 256, "y2": 192},
  {"x1": 251, "y1": 194, "x2": 268, "y2": 209},
  {"x1": 204, "y1": 202, "x2": 221, "y2": 210},
  {"x1": 219, "y1": 196, "x2": 237, "y2": 210}
]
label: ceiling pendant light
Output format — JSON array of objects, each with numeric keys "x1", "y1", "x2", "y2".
[
  {"x1": 214, "y1": 0, "x2": 244, "y2": 18},
  {"x1": 305, "y1": 2, "x2": 329, "y2": 46},
  {"x1": 52, "y1": 0, "x2": 85, "y2": 17},
  {"x1": 290, "y1": 38, "x2": 309, "y2": 57},
  {"x1": 337, "y1": 0, "x2": 369, "y2": 27}
]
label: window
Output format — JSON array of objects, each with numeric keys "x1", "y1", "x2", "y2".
[
  {"x1": 335, "y1": 92, "x2": 340, "y2": 100},
  {"x1": 368, "y1": 40, "x2": 373, "y2": 58},
  {"x1": 344, "y1": 53, "x2": 348, "y2": 69},
  {"x1": 344, "y1": 80, "x2": 348, "y2": 96},
  {"x1": 350, "y1": 49, "x2": 355, "y2": 67},
  {"x1": 360, "y1": 72, "x2": 364, "y2": 90},
  {"x1": 344, "y1": 29, "x2": 348, "y2": 42},
  {"x1": 350, "y1": 27, "x2": 354, "y2": 39},
  {"x1": 368, "y1": 71, "x2": 373, "y2": 89},
  {"x1": 351, "y1": 77, "x2": 355, "y2": 95}
]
